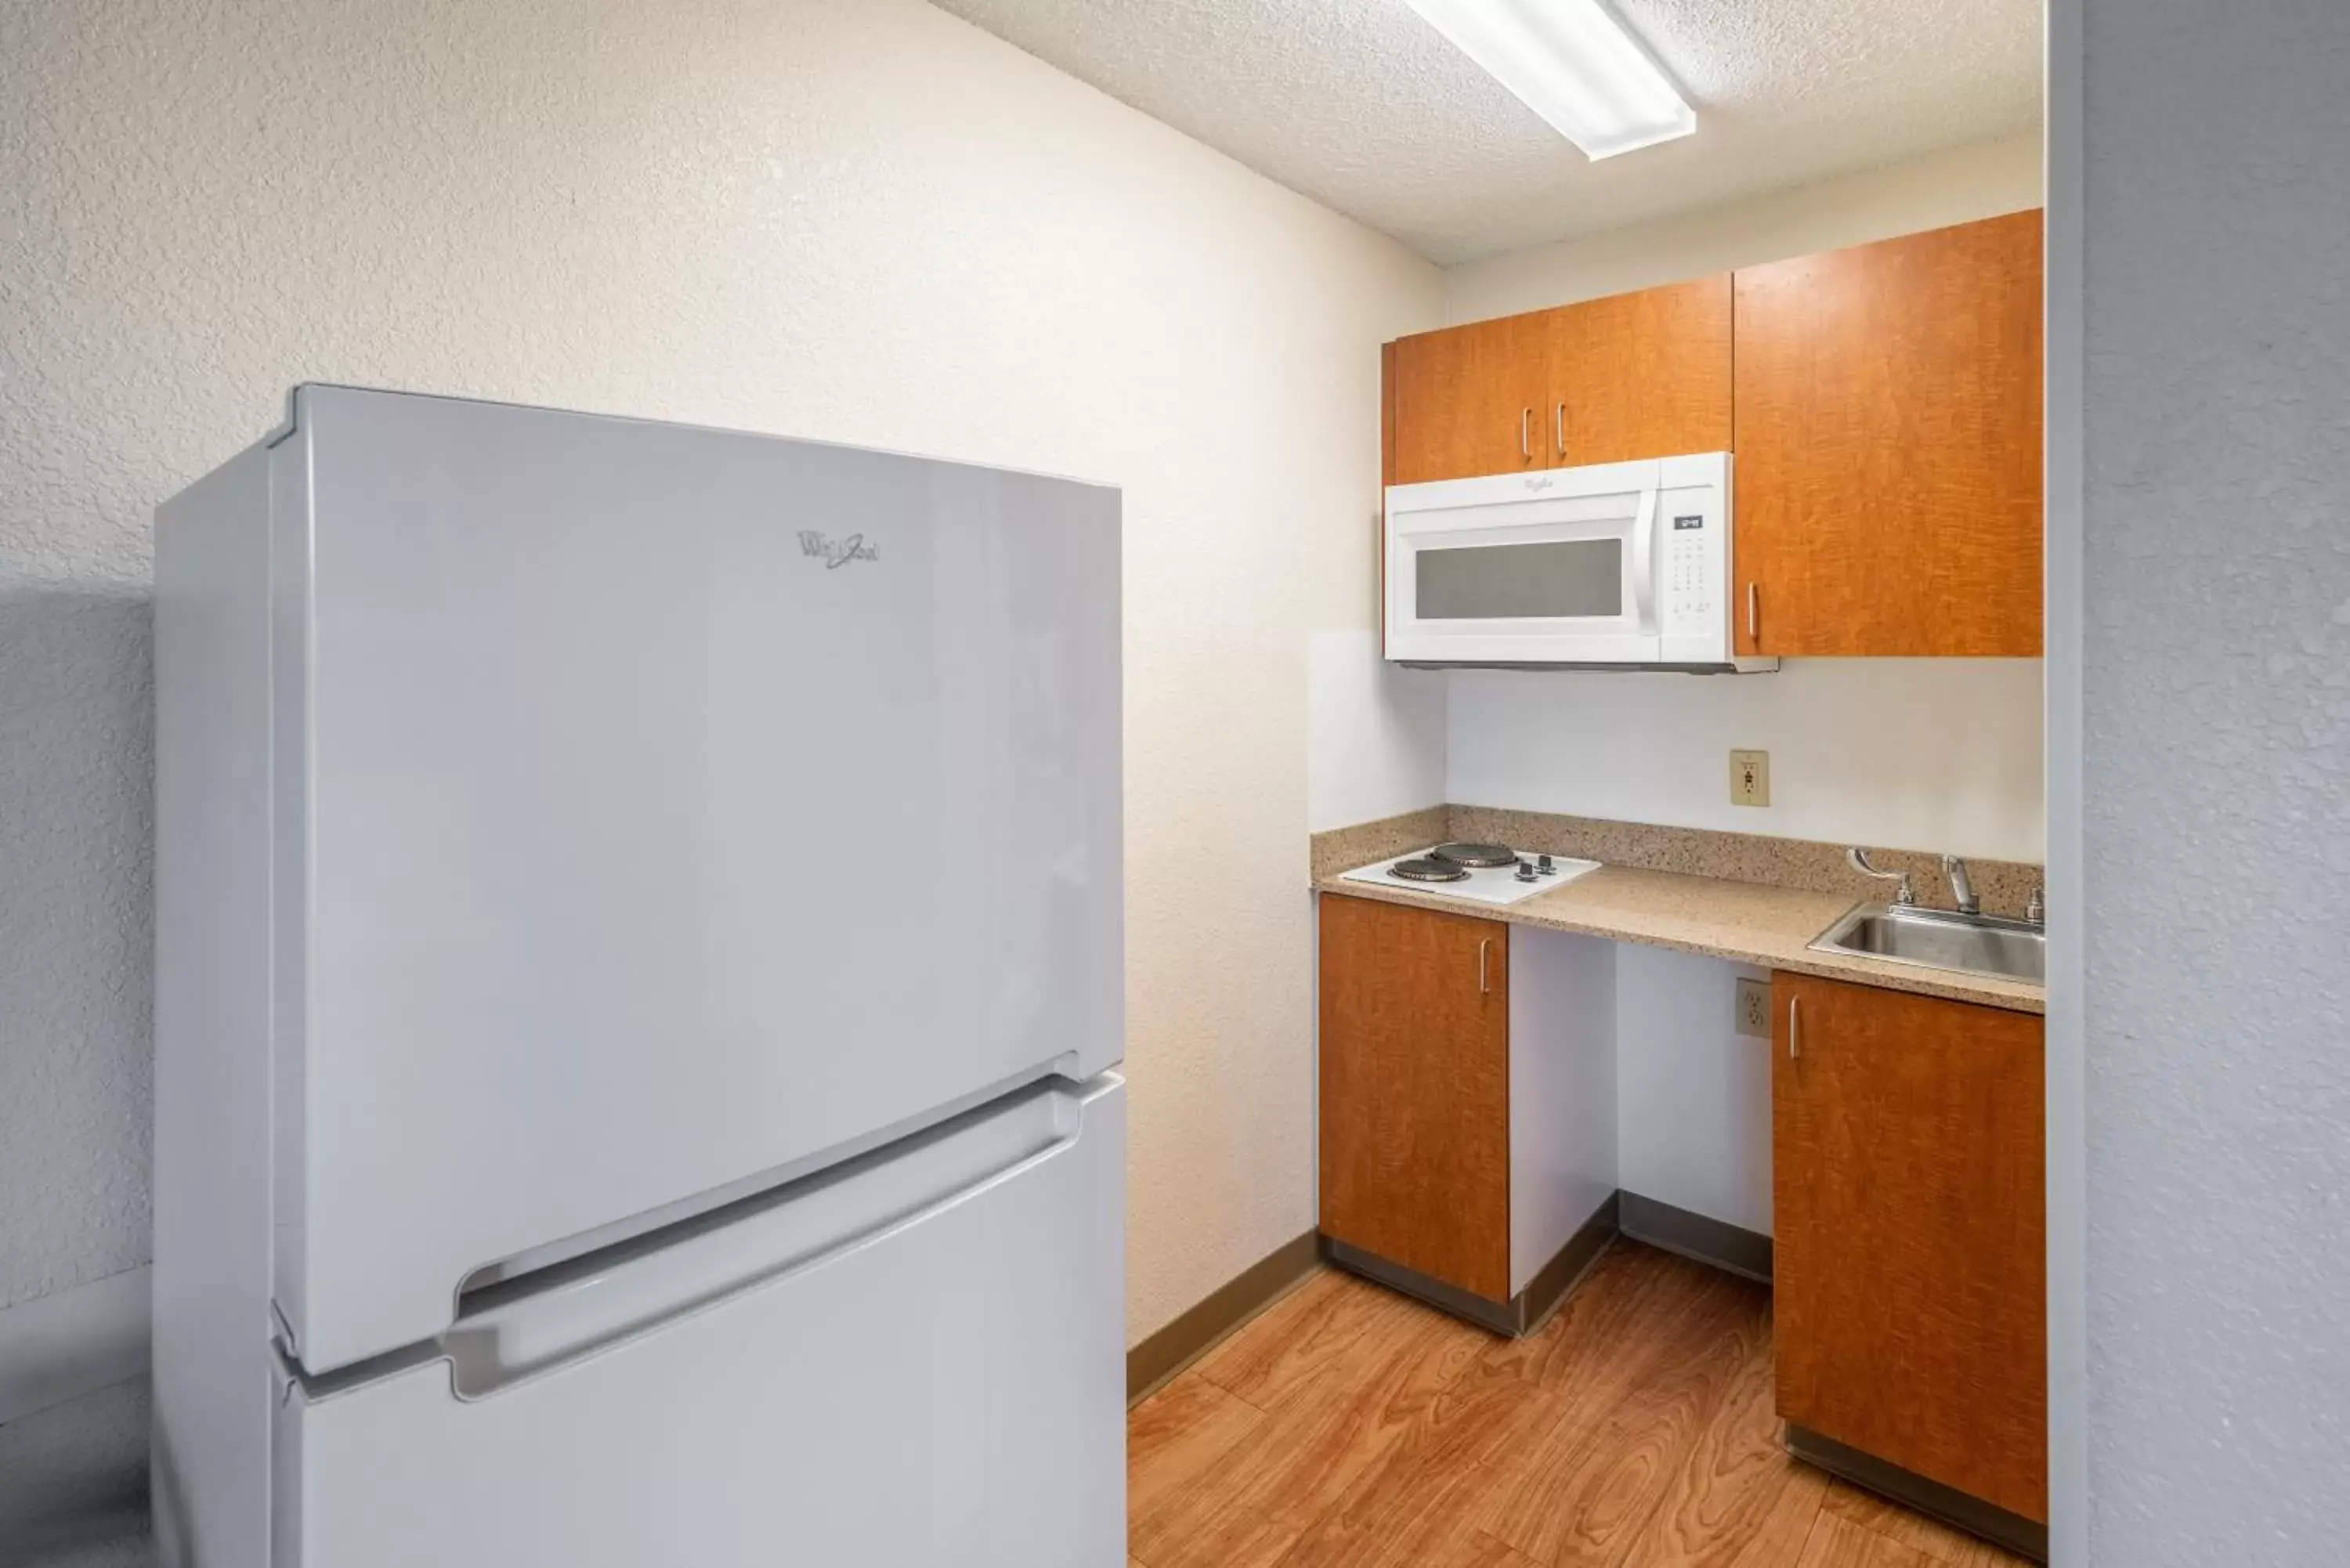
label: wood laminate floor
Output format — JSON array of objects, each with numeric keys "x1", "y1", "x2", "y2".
[{"x1": 1128, "y1": 1241, "x2": 2032, "y2": 1568}]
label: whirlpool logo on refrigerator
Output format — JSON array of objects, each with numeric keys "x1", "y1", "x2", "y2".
[{"x1": 797, "y1": 530, "x2": 880, "y2": 569}]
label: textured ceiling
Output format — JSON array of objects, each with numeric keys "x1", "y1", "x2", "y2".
[{"x1": 929, "y1": 0, "x2": 2043, "y2": 264}]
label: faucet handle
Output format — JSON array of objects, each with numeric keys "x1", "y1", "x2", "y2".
[
  {"x1": 2026, "y1": 883, "x2": 2045, "y2": 924},
  {"x1": 1940, "y1": 854, "x2": 1981, "y2": 916},
  {"x1": 1847, "y1": 847, "x2": 1915, "y2": 906}
]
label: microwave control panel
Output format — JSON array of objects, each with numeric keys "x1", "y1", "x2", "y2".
[
  {"x1": 1657, "y1": 479, "x2": 1730, "y2": 660},
  {"x1": 1665, "y1": 515, "x2": 1711, "y2": 618}
]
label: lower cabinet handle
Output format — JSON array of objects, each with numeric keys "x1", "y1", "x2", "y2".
[
  {"x1": 1479, "y1": 938, "x2": 1491, "y2": 995},
  {"x1": 1519, "y1": 407, "x2": 1533, "y2": 461},
  {"x1": 1788, "y1": 994, "x2": 1801, "y2": 1059}
]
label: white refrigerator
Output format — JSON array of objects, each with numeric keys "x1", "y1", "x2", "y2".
[{"x1": 151, "y1": 386, "x2": 1126, "y2": 1566}]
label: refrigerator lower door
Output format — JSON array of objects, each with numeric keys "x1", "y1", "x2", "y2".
[{"x1": 274, "y1": 1077, "x2": 1123, "y2": 1568}]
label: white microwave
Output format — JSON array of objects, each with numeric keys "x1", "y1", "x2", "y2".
[{"x1": 1383, "y1": 451, "x2": 1773, "y2": 671}]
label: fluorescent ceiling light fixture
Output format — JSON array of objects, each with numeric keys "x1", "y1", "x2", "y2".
[{"x1": 1401, "y1": 0, "x2": 1696, "y2": 160}]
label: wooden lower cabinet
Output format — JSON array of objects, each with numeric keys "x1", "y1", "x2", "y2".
[
  {"x1": 1318, "y1": 892, "x2": 1510, "y2": 1303},
  {"x1": 1770, "y1": 971, "x2": 2047, "y2": 1525}
]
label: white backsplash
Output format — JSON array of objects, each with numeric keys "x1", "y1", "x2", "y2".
[{"x1": 1445, "y1": 659, "x2": 2046, "y2": 863}]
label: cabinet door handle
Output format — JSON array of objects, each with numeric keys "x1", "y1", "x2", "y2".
[
  {"x1": 1478, "y1": 938, "x2": 1491, "y2": 995},
  {"x1": 1746, "y1": 582, "x2": 1759, "y2": 644},
  {"x1": 1553, "y1": 401, "x2": 1566, "y2": 457},
  {"x1": 1519, "y1": 407, "x2": 1533, "y2": 461},
  {"x1": 1788, "y1": 994, "x2": 1801, "y2": 1059}
]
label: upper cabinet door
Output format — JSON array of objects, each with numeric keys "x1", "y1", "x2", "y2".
[
  {"x1": 1387, "y1": 313, "x2": 1551, "y2": 485},
  {"x1": 1547, "y1": 274, "x2": 1733, "y2": 467},
  {"x1": 1733, "y1": 211, "x2": 2044, "y2": 656}
]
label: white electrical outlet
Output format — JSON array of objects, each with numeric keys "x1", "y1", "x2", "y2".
[
  {"x1": 1734, "y1": 977, "x2": 1771, "y2": 1039},
  {"x1": 1730, "y1": 749, "x2": 1770, "y2": 807}
]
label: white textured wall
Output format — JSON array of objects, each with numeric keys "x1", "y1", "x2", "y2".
[
  {"x1": 1306, "y1": 629, "x2": 1446, "y2": 831},
  {"x1": 2076, "y1": 2, "x2": 2350, "y2": 1560},
  {"x1": 1436, "y1": 137, "x2": 2048, "y2": 864},
  {"x1": 1444, "y1": 133, "x2": 2044, "y2": 324},
  {"x1": 0, "y1": 0, "x2": 1441, "y2": 1407}
]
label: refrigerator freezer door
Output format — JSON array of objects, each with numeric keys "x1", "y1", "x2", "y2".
[
  {"x1": 277, "y1": 1077, "x2": 1125, "y2": 1568},
  {"x1": 276, "y1": 388, "x2": 1123, "y2": 1370}
]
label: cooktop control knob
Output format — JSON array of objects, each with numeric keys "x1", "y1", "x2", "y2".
[
  {"x1": 1515, "y1": 858, "x2": 1538, "y2": 882},
  {"x1": 1537, "y1": 854, "x2": 1556, "y2": 874}
]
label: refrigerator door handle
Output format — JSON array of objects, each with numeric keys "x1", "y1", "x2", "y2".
[{"x1": 432, "y1": 1075, "x2": 1112, "y2": 1400}]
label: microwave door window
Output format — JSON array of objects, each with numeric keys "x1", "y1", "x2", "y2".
[{"x1": 1415, "y1": 538, "x2": 1625, "y2": 621}]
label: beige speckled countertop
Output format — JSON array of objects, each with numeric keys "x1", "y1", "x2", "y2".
[{"x1": 1314, "y1": 861, "x2": 2044, "y2": 1016}]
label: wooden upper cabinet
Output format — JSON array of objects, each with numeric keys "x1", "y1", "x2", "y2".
[
  {"x1": 1387, "y1": 313, "x2": 1550, "y2": 485},
  {"x1": 1318, "y1": 893, "x2": 1510, "y2": 1303},
  {"x1": 1734, "y1": 211, "x2": 2045, "y2": 656},
  {"x1": 1386, "y1": 275, "x2": 1732, "y2": 486},
  {"x1": 1547, "y1": 273, "x2": 1732, "y2": 467},
  {"x1": 1771, "y1": 972, "x2": 2047, "y2": 1524}
]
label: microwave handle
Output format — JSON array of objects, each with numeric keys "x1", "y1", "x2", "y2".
[{"x1": 1629, "y1": 484, "x2": 1660, "y2": 630}]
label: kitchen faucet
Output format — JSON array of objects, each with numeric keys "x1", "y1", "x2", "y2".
[
  {"x1": 1942, "y1": 854, "x2": 1979, "y2": 916},
  {"x1": 1846, "y1": 847, "x2": 1914, "y2": 905}
]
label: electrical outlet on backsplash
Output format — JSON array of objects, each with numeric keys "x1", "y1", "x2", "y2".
[{"x1": 1729, "y1": 750, "x2": 1770, "y2": 807}]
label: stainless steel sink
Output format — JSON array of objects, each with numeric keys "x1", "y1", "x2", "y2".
[{"x1": 1810, "y1": 903, "x2": 2047, "y2": 984}]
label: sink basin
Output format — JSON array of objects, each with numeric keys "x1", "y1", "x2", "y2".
[{"x1": 1810, "y1": 904, "x2": 2046, "y2": 984}]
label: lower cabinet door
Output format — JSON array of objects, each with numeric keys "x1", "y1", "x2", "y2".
[
  {"x1": 1318, "y1": 893, "x2": 1510, "y2": 1302},
  {"x1": 1771, "y1": 973, "x2": 2047, "y2": 1523}
]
